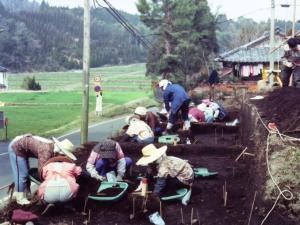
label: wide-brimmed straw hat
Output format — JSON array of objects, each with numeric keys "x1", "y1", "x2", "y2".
[
  {"x1": 125, "y1": 115, "x2": 140, "y2": 125},
  {"x1": 136, "y1": 144, "x2": 167, "y2": 166},
  {"x1": 52, "y1": 137, "x2": 77, "y2": 161},
  {"x1": 134, "y1": 106, "x2": 147, "y2": 116}
]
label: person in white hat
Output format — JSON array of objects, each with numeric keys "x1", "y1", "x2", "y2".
[
  {"x1": 158, "y1": 79, "x2": 191, "y2": 132},
  {"x1": 121, "y1": 115, "x2": 154, "y2": 144},
  {"x1": 136, "y1": 144, "x2": 194, "y2": 199},
  {"x1": 8, "y1": 134, "x2": 76, "y2": 205},
  {"x1": 134, "y1": 106, "x2": 162, "y2": 135}
]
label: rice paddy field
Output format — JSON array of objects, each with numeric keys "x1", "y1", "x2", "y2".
[{"x1": 0, "y1": 63, "x2": 157, "y2": 139}]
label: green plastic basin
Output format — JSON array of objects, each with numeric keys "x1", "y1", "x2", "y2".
[
  {"x1": 160, "y1": 188, "x2": 188, "y2": 201},
  {"x1": 158, "y1": 135, "x2": 180, "y2": 144},
  {"x1": 194, "y1": 168, "x2": 218, "y2": 178},
  {"x1": 88, "y1": 181, "x2": 129, "y2": 201}
]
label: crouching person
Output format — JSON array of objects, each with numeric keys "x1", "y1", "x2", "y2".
[
  {"x1": 136, "y1": 144, "x2": 194, "y2": 204},
  {"x1": 38, "y1": 156, "x2": 82, "y2": 204},
  {"x1": 86, "y1": 139, "x2": 132, "y2": 181},
  {"x1": 8, "y1": 134, "x2": 77, "y2": 205},
  {"x1": 120, "y1": 115, "x2": 154, "y2": 144}
]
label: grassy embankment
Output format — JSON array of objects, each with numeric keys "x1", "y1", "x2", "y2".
[{"x1": 0, "y1": 63, "x2": 157, "y2": 139}]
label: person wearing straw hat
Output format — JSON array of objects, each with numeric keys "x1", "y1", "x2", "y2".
[
  {"x1": 136, "y1": 144, "x2": 194, "y2": 199},
  {"x1": 86, "y1": 139, "x2": 132, "y2": 181},
  {"x1": 158, "y1": 79, "x2": 191, "y2": 133},
  {"x1": 134, "y1": 106, "x2": 163, "y2": 136},
  {"x1": 120, "y1": 115, "x2": 154, "y2": 144},
  {"x1": 8, "y1": 134, "x2": 76, "y2": 205}
]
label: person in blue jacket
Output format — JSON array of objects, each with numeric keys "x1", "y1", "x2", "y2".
[{"x1": 158, "y1": 79, "x2": 191, "y2": 132}]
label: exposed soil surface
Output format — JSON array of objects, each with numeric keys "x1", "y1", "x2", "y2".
[
  {"x1": 255, "y1": 87, "x2": 300, "y2": 133},
  {"x1": 1, "y1": 101, "x2": 298, "y2": 225}
]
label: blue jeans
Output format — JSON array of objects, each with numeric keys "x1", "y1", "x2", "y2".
[
  {"x1": 95, "y1": 157, "x2": 132, "y2": 177},
  {"x1": 169, "y1": 99, "x2": 190, "y2": 124},
  {"x1": 8, "y1": 139, "x2": 29, "y2": 192}
]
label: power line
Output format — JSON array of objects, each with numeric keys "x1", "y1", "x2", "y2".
[
  {"x1": 102, "y1": 0, "x2": 153, "y2": 47},
  {"x1": 93, "y1": 0, "x2": 152, "y2": 49}
]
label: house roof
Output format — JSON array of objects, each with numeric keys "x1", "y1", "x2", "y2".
[
  {"x1": 216, "y1": 28, "x2": 286, "y2": 63},
  {"x1": 0, "y1": 66, "x2": 8, "y2": 72}
]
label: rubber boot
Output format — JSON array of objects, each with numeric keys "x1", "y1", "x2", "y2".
[{"x1": 14, "y1": 192, "x2": 30, "y2": 205}]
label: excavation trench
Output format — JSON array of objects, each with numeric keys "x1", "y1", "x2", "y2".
[{"x1": 0, "y1": 98, "x2": 298, "y2": 225}]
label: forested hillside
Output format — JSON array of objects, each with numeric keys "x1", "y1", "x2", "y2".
[{"x1": 0, "y1": 0, "x2": 148, "y2": 72}]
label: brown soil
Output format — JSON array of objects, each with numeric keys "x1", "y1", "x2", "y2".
[
  {"x1": 96, "y1": 187, "x2": 124, "y2": 196},
  {"x1": 1, "y1": 103, "x2": 298, "y2": 225},
  {"x1": 255, "y1": 87, "x2": 300, "y2": 133}
]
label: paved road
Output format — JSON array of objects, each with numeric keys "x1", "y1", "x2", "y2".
[{"x1": 0, "y1": 116, "x2": 127, "y2": 198}]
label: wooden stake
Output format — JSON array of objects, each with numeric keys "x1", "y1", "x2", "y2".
[
  {"x1": 181, "y1": 207, "x2": 184, "y2": 224},
  {"x1": 130, "y1": 197, "x2": 135, "y2": 220},
  {"x1": 235, "y1": 147, "x2": 248, "y2": 162},
  {"x1": 214, "y1": 128, "x2": 217, "y2": 144},
  {"x1": 191, "y1": 208, "x2": 194, "y2": 225},
  {"x1": 88, "y1": 209, "x2": 91, "y2": 223},
  {"x1": 224, "y1": 192, "x2": 228, "y2": 207},
  {"x1": 83, "y1": 196, "x2": 88, "y2": 214},
  {"x1": 160, "y1": 201, "x2": 163, "y2": 218},
  {"x1": 196, "y1": 209, "x2": 200, "y2": 225},
  {"x1": 247, "y1": 191, "x2": 257, "y2": 225}
]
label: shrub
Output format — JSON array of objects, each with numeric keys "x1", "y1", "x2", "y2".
[{"x1": 21, "y1": 76, "x2": 41, "y2": 90}]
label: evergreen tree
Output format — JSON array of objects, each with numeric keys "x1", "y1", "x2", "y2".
[{"x1": 137, "y1": 0, "x2": 218, "y2": 88}]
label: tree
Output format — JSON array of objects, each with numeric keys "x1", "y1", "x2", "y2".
[{"x1": 136, "y1": 0, "x2": 218, "y2": 88}]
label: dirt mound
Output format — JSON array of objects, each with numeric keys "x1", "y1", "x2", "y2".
[{"x1": 255, "y1": 88, "x2": 300, "y2": 133}]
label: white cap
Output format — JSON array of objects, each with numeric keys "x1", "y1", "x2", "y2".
[{"x1": 158, "y1": 79, "x2": 171, "y2": 90}]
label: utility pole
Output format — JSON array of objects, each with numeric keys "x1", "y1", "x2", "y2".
[
  {"x1": 81, "y1": 0, "x2": 91, "y2": 144},
  {"x1": 292, "y1": 0, "x2": 296, "y2": 36},
  {"x1": 269, "y1": 0, "x2": 275, "y2": 87}
]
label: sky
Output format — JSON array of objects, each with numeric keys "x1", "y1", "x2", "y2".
[{"x1": 36, "y1": 0, "x2": 299, "y2": 22}]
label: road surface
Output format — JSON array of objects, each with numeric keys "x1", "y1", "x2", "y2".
[{"x1": 0, "y1": 116, "x2": 127, "y2": 198}]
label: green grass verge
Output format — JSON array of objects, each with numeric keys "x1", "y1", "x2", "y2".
[{"x1": 0, "y1": 63, "x2": 158, "y2": 139}]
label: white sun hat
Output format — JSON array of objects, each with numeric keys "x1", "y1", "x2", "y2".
[
  {"x1": 134, "y1": 106, "x2": 147, "y2": 116},
  {"x1": 136, "y1": 144, "x2": 167, "y2": 166},
  {"x1": 52, "y1": 137, "x2": 77, "y2": 161}
]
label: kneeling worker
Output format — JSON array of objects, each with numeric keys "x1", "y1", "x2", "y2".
[
  {"x1": 134, "y1": 106, "x2": 163, "y2": 136},
  {"x1": 121, "y1": 115, "x2": 154, "y2": 144},
  {"x1": 86, "y1": 139, "x2": 132, "y2": 181},
  {"x1": 136, "y1": 144, "x2": 194, "y2": 203}
]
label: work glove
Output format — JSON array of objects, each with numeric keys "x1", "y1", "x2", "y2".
[{"x1": 116, "y1": 174, "x2": 123, "y2": 181}]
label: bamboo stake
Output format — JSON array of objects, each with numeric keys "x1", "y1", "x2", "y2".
[
  {"x1": 130, "y1": 197, "x2": 135, "y2": 219},
  {"x1": 224, "y1": 192, "x2": 228, "y2": 207},
  {"x1": 197, "y1": 209, "x2": 200, "y2": 225},
  {"x1": 181, "y1": 207, "x2": 184, "y2": 224},
  {"x1": 191, "y1": 208, "x2": 194, "y2": 225},
  {"x1": 235, "y1": 147, "x2": 248, "y2": 162},
  {"x1": 160, "y1": 201, "x2": 163, "y2": 218},
  {"x1": 82, "y1": 196, "x2": 89, "y2": 215},
  {"x1": 88, "y1": 209, "x2": 91, "y2": 223},
  {"x1": 247, "y1": 191, "x2": 257, "y2": 225}
]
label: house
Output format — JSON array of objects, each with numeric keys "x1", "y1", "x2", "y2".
[
  {"x1": 0, "y1": 65, "x2": 8, "y2": 90},
  {"x1": 215, "y1": 29, "x2": 286, "y2": 82}
]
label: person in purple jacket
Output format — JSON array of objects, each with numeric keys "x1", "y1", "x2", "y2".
[{"x1": 158, "y1": 79, "x2": 191, "y2": 132}]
